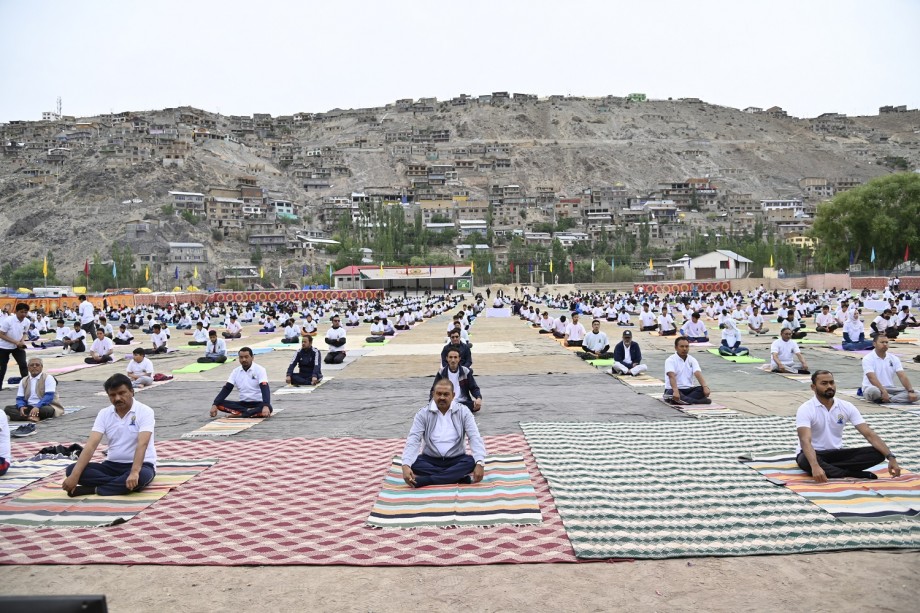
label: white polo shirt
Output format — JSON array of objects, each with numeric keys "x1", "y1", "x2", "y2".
[
  {"x1": 862, "y1": 351, "x2": 903, "y2": 388},
  {"x1": 228, "y1": 363, "x2": 269, "y2": 402},
  {"x1": 325, "y1": 326, "x2": 346, "y2": 353},
  {"x1": 126, "y1": 357, "x2": 154, "y2": 377},
  {"x1": 639, "y1": 311, "x2": 656, "y2": 327},
  {"x1": 90, "y1": 337, "x2": 114, "y2": 356},
  {"x1": 770, "y1": 338, "x2": 801, "y2": 369},
  {"x1": 78, "y1": 301, "x2": 95, "y2": 325},
  {"x1": 566, "y1": 321, "x2": 586, "y2": 342},
  {"x1": 150, "y1": 331, "x2": 168, "y2": 349},
  {"x1": 664, "y1": 354, "x2": 701, "y2": 390},
  {"x1": 18, "y1": 373, "x2": 57, "y2": 405},
  {"x1": 795, "y1": 396, "x2": 864, "y2": 452},
  {"x1": 0, "y1": 412, "x2": 10, "y2": 461},
  {"x1": 0, "y1": 315, "x2": 27, "y2": 350},
  {"x1": 92, "y1": 400, "x2": 157, "y2": 466}
]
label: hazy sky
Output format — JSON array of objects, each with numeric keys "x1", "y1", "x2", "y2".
[{"x1": 1, "y1": 0, "x2": 918, "y2": 122}]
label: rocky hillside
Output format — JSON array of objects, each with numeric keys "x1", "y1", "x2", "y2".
[{"x1": 1, "y1": 94, "x2": 918, "y2": 282}]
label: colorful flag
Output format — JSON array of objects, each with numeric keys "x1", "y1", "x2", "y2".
[
  {"x1": 611, "y1": 257, "x2": 615, "y2": 271},
  {"x1": 260, "y1": 266, "x2": 264, "y2": 279},
  {"x1": 510, "y1": 262, "x2": 515, "y2": 273},
  {"x1": 568, "y1": 260, "x2": 574, "y2": 274},
  {"x1": 328, "y1": 264, "x2": 333, "y2": 280},
  {"x1": 871, "y1": 247, "x2": 876, "y2": 263},
  {"x1": 591, "y1": 259, "x2": 595, "y2": 272},
  {"x1": 429, "y1": 265, "x2": 432, "y2": 276},
  {"x1": 84, "y1": 259, "x2": 90, "y2": 278},
  {"x1": 112, "y1": 261, "x2": 117, "y2": 278},
  {"x1": 174, "y1": 266, "x2": 179, "y2": 280},
  {"x1": 849, "y1": 250, "x2": 854, "y2": 265},
  {"x1": 43, "y1": 254, "x2": 48, "y2": 278},
  {"x1": 193, "y1": 266, "x2": 198, "y2": 279},
  {"x1": 905, "y1": 245, "x2": 910, "y2": 262},
  {"x1": 302, "y1": 264, "x2": 307, "y2": 276},
  {"x1": 649, "y1": 258, "x2": 654, "y2": 270},
  {"x1": 769, "y1": 254, "x2": 773, "y2": 267},
  {"x1": 471, "y1": 261, "x2": 475, "y2": 274},
  {"x1": 279, "y1": 265, "x2": 282, "y2": 278},
  {"x1": 380, "y1": 262, "x2": 383, "y2": 274},
  {"x1": 487, "y1": 261, "x2": 492, "y2": 275},
  {"x1": 549, "y1": 260, "x2": 553, "y2": 273},
  {"x1": 145, "y1": 265, "x2": 149, "y2": 281},
  {"x1": 405, "y1": 264, "x2": 409, "y2": 276},
  {"x1": 529, "y1": 261, "x2": 533, "y2": 273}
]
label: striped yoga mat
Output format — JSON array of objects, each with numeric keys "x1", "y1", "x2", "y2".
[
  {"x1": 0, "y1": 459, "x2": 216, "y2": 527},
  {"x1": 522, "y1": 415, "x2": 920, "y2": 559},
  {"x1": 611, "y1": 373, "x2": 665, "y2": 387},
  {"x1": 0, "y1": 458, "x2": 74, "y2": 497},
  {"x1": 273, "y1": 378, "x2": 333, "y2": 395},
  {"x1": 647, "y1": 393, "x2": 741, "y2": 418},
  {"x1": 742, "y1": 453, "x2": 920, "y2": 522},
  {"x1": 181, "y1": 408, "x2": 284, "y2": 438},
  {"x1": 367, "y1": 454, "x2": 542, "y2": 528}
]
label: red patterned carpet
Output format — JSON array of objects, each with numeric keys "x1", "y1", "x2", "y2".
[{"x1": 0, "y1": 434, "x2": 577, "y2": 566}]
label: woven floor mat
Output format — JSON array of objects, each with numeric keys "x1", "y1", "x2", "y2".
[
  {"x1": 0, "y1": 434, "x2": 575, "y2": 566},
  {"x1": 181, "y1": 408, "x2": 285, "y2": 438},
  {"x1": 742, "y1": 453, "x2": 920, "y2": 522},
  {"x1": 0, "y1": 458, "x2": 74, "y2": 498},
  {"x1": 522, "y1": 414, "x2": 920, "y2": 559}
]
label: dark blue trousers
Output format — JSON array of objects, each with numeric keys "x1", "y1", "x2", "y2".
[
  {"x1": 66, "y1": 460, "x2": 156, "y2": 496},
  {"x1": 217, "y1": 400, "x2": 272, "y2": 418},
  {"x1": 410, "y1": 453, "x2": 475, "y2": 487}
]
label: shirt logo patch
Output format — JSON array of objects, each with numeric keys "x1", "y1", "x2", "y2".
[{"x1": 835, "y1": 413, "x2": 844, "y2": 425}]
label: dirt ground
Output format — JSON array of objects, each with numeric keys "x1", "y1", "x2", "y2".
[{"x1": 1, "y1": 298, "x2": 918, "y2": 612}]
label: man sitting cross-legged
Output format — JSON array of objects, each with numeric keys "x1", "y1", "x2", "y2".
[
  {"x1": 431, "y1": 347, "x2": 483, "y2": 413},
  {"x1": 209, "y1": 347, "x2": 273, "y2": 418},
  {"x1": 796, "y1": 369, "x2": 901, "y2": 481},
  {"x1": 84, "y1": 328, "x2": 115, "y2": 365},
  {"x1": 578, "y1": 319, "x2": 614, "y2": 360},
  {"x1": 324, "y1": 315, "x2": 347, "y2": 365},
  {"x1": 400, "y1": 378, "x2": 486, "y2": 488},
  {"x1": 771, "y1": 327, "x2": 810, "y2": 375},
  {"x1": 285, "y1": 335, "x2": 323, "y2": 387},
  {"x1": 612, "y1": 329, "x2": 648, "y2": 376},
  {"x1": 126, "y1": 347, "x2": 155, "y2": 389},
  {"x1": 664, "y1": 336, "x2": 712, "y2": 405},
  {"x1": 197, "y1": 330, "x2": 228, "y2": 364},
  {"x1": 62, "y1": 373, "x2": 157, "y2": 497},
  {"x1": 681, "y1": 311, "x2": 709, "y2": 343},
  {"x1": 861, "y1": 336, "x2": 918, "y2": 405},
  {"x1": 4, "y1": 357, "x2": 64, "y2": 422}
]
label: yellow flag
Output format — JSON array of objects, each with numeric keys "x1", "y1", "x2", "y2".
[
  {"x1": 470, "y1": 261, "x2": 475, "y2": 274},
  {"x1": 769, "y1": 254, "x2": 774, "y2": 267},
  {"x1": 260, "y1": 266, "x2": 264, "y2": 279},
  {"x1": 380, "y1": 262, "x2": 383, "y2": 274},
  {"x1": 193, "y1": 266, "x2": 198, "y2": 279},
  {"x1": 145, "y1": 265, "x2": 149, "y2": 281},
  {"x1": 549, "y1": 260, "x2": 553, "y2": 273},
  {"x1": 43, "y1": 255, "x2": 48, "y2": 277},
  {"x1": 649, "y1": 258, "x2": 654, "y2": 270}
]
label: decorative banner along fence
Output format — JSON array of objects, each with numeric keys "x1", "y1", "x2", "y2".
[{"x1": 633, "y1": 281, "x2": 731, "y2": 294}]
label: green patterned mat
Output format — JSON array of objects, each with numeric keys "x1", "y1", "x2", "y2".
[{"x1": 522, "y1": 413, "x2": 920, "y2": 559}]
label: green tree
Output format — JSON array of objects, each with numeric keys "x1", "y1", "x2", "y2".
[{"x1": 811, "y1": 173, "x2": 920, "y2": 270}]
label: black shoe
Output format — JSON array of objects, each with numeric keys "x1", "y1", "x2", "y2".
[
  {"x1": 849, "y1": 471, "x2": 878, "y2": 480},
  {"x1": 67, "y1": 485, "x2": 96, "y2": 497},
  {"x1": 458, "y1": 476, "x2": 473, "y2": 485}
]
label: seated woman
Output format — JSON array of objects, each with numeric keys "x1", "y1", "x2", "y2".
[
  {"x1": 842, "y1": 311, "x2": 874, "y2": 351},
  {"x1": 719, "y1": 318, "x2": 749, "y2": 356}
]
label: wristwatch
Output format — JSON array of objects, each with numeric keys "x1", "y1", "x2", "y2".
[
  {"x1": 475, "y1": 460, "x2": 485, "y2": 467},
  {"x1": 886, "y1": 453, "x2": 897, "y2": 460}
]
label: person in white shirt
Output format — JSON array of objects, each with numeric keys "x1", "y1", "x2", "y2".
[
  {"x1": 126, "y1": 348, "x2": 155, "y2": 388},
  {"x1": 770, "y1": 328, "x2": 810, "y2": 374},
  {"x1": 814, "y1": 305, "x2": 838, "y2": 333},
  {"x1": 870, "y1": 309, "x2": 899, "y2": 340},
  {"x1": 719, "y1": 317, "x2": 749, "y2": 356},
  {"x1": 796, "y1": 370, "x2": 901, "y2": 481},
  {"x1": 638, "y1": 304, "x2": 657, "y2": 332},
  {"x1": 209, "y1": 347, "x2": 273, "y2": 418},
  {"x1": 62, "y1": 322, "x2": 88, "y2": 353},
  {"x1": 281, "y1": 319, "x2": 300, "y2": 344},
  {"x1": 400, "y1": 378, "x2": 486, "y2": 488},
  {"x1": 657, "y1": 307, "x2": 677, "y2": 336},
  {"x1": 197, "y1": 330, "x2": 228, "y2": 364},
  {"x1": 62, "y1": 373, "x2": 157, "y2": 496},
  {"x1": 579, "y1": 319, "x2": 613, "y2": 359},
  {"x1": 564, "y1": 313, "x2": 586, "y2": 347},
  {"x1": 861, "y1": 336, "x2": 918, "y2": 404},
  {"x1": 0, "y1": 303, "x2": 30, "y2": 390},
  {"x1": 146, "y1": 323, "x2": 168, "y2": 355},
  {"x1": 747, "y1": 306, "x2": 769, "y2": 336},
  {"x1": 77, "y1": 295, "x2": 96, "y2": 339},
  {"x1": 537, "y1": 312, "x2": 555, "y2": 334},
  {"x1": 4, "y1": 357, "x2": 64, "y2": 421},
  {"x1": 366, "y1": 316, "x2": 387, "y2": 343},
  {"x1": 780, "y1": 313, "x2": 807, "y2": 339},
  {"x1": 85, "y1": 328, "x2": 115, "y2": 364},
  {"x1": 612, "y1": 329, "x2": 648, "y2": 376},
  {"x1": 301, "y1": 315, "x2": 318, "y2": 336},
  {"x1": 113, "y1": 324, "x2": 135, "y2": 346},
  {"x1": 188, "y1": 322, "x2": 208, "y2": 346},
  {"x1": 222, "y1": 315, "x2": 243, "y2": 339},
  {"x1": 681, "y1": 312, "x2": 709, "y2": 343},
  {"x1": 664, "y1": 336, "x2": 711, "y2": 404},
  {"x1": 324, "y1": 315, "x2": 347, "y2": 364},
  {"x1": 551, "y1": 315, "x2": 568, "y2": 339}
]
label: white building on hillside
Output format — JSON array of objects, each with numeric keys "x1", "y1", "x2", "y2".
[{"x1": 686, "y1": 249, "x2": 752, "y2": 280}]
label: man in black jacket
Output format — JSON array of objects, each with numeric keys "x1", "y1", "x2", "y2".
[
  {"x1": 612, "y1": 330, "x2": 648, "y2": 376},
  {"x1": 440, "y1": 330, "x2": 472, "y2": 369},
  {"x1": 286, "y1": 335, "x2": 323, "y2": 386},
  {"x1": 431, "y1": 347, "x2": 482, "y2": 412}
]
